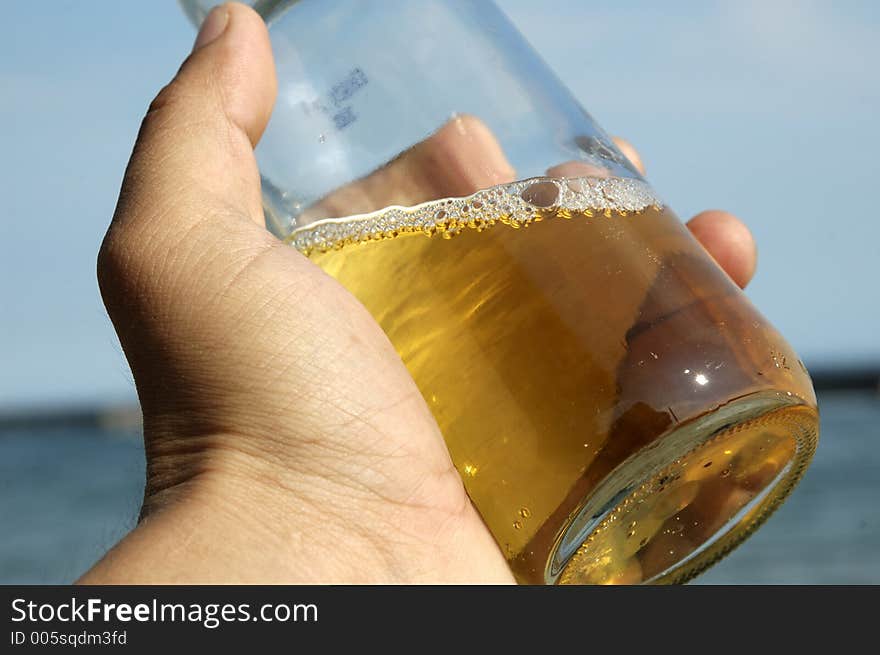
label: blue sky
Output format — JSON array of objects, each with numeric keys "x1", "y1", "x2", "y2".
[{"x1": 1, "y1": 1, "x2": 878, "y2": 409}]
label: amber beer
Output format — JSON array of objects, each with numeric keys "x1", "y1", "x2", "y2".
[{"x1": 292, "y1": 175, "x2": 818, "y2": 584}]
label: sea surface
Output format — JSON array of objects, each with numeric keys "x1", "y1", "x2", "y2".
[{"x1": 1, "y1": 390, "x2": 877, "y2": 584}]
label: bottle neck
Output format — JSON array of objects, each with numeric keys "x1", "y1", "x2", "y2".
[{"x1": 251, "y1": 0, "x2": 301, "y2": 26}]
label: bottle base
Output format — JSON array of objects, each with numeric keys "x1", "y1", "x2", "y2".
[{"x1": 549, "y1": 392, "x2": 819, "y2": 584}]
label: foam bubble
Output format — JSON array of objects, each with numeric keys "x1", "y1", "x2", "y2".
[{"x1": 287, "y1": 176, "x2": 663, "y2": 254}]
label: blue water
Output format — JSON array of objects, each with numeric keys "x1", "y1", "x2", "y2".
[{"x1": 1, "y1": 390, "x2": 878, "y2": 584}]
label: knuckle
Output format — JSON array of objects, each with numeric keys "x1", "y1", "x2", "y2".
[
  {"x1": 96, "y1": 218, "x2": 148, "y2": 316},
  {"x1": 146, "y1": 78, "x2": 186, "y2": 120},
  {"x1": 139, "y1": 77, "x2": 202, "y2": 147},
  {"x1": 96, "y1": 222, "x2": 129, "y2": 293}
]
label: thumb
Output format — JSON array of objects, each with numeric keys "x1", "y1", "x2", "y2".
[
  {"x1": 97, "y1": 2, "x2": 277, "y2": 406},
  {"x1": 113, "y1": 3, "x2": 276, "y2": 231}
]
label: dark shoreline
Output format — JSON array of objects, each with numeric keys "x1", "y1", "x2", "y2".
[
  {"x1": 1, "y1": 365, "x2": 877, "y2": 433},
  {"x1": 806, "y1": 366, "x2": 880, "y2": 391},
  {"x1": 0, "y1": 405, "x2": 143, "y2": 432}
]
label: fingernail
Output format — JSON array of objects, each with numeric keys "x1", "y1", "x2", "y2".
[{"x1": 193, "y1": 5, "x2": 230, "y2": 52}]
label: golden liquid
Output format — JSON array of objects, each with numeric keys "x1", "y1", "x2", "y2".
[{"x1": 297, "y1": 176, "x2": 818, "y2": 584}]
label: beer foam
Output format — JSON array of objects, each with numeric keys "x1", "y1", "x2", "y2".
[{"x1": 287, "y1": 176, "x2": 663, "y2": 254}]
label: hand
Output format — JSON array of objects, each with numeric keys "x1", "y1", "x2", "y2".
[{"x1": 81, "y1": 3, "x2": 757, "y2": 583}]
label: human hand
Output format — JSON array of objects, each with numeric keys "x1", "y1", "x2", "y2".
[{"x1": 82, "y1": 3, "x2": 757, "y2": 583}]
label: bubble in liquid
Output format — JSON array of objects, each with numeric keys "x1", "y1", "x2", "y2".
[
  {"x1": 462, "y1": 463, "x2": 479, "y2": 477},
  {"x1": 513, "y1": 521, "x2": 523, "y2": 530},
  {"x1": 519, "y1": 507, "x2": 532, "y2": 519},
  {"x1": 520, "y1": 180, "x2": 560, "y2": 207}
]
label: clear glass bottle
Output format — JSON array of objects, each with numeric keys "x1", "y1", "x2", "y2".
[{"x1": 180, "y1": 0, "x2": 819, "y2": 584}]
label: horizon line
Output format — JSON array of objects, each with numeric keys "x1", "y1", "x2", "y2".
[{"x1": 0, "y1": 365, "x2": 877, "y2": 432}]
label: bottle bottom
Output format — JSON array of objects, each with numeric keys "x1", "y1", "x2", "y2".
[{"x1": 550, "y1": 392, "x2": 819, "y2": 584}]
